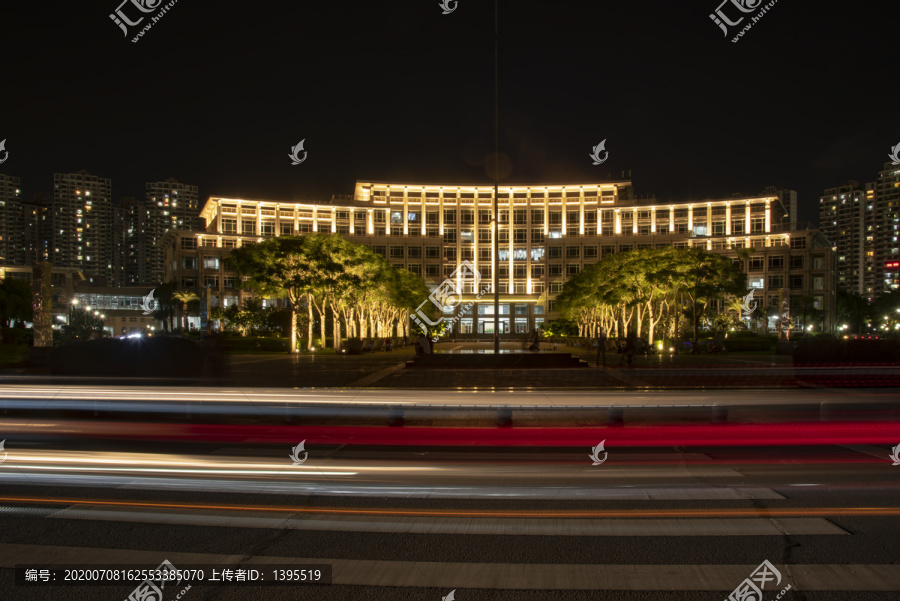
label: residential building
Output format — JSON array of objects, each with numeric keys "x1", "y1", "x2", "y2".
[
  {"x1": 0, "y1": 175, "x2": 23, "y2": 265},
  {"x1": 818, "y1": 163, "x2": 900, "y2": 299},
  {"x1": 51, "y1": 171, "x2": 114, "y2": 285}
]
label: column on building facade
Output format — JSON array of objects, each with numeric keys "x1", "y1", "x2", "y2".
[
  {"x1": 507, "y1": 189, "x2": 514, "y2": 294},
  {"x1": 650, "y1": 207, "x2": 657, "y2": 233},
  {"x1": 745, "y1": 202, "x2": 751, "y2": 235},
  {"x1": 632, "y1": 208, "x2": 638, "y2": 235},
  {"x1": 614, "y1": 209, "x2": 621, "y2": 234},
  {"x1": 765, "y1": 201, "x2": 771, "y2": 233},
  {"x1": 579, "y1": 189, "x2": 585, "y2": 236},
  {"x1": 725, "y1": 203, "x2": 732, "y2": 236},
  {"x1": 312, "y1": 206, "x2": 317, "y2": 233},
  {"x1": 687, "y1": 205, "x2": 693, "y2": 232}
]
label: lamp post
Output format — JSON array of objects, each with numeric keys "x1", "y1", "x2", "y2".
[{"x1": 492, "y1": 0, "x2": 500, "y2": 354}]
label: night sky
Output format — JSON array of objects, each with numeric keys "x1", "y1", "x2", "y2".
[{"x1": 2, "y1": 1, "x2": 897, "y2": 225}]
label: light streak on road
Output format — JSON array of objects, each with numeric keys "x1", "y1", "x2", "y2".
[{"x1": 1, "y1": 496, "x2": 899, "y2": 518}]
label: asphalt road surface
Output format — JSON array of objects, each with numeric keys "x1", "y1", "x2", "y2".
[{"x1": 1, "y1": 387, "x2": 899, "y2": 600}]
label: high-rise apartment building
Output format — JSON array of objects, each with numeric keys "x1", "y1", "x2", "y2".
[
  {"x1": 51, "y1": 171, "x2": 113, "y2": 284},
  {"x1": 818, "y1": 162, "x2": 900, "y2": 299},
  {"x1": 112, "y1": 196, "x2": 150, "y2": 286},
  {"x1": 0, "y1": 174, "x2": 24, "y2": 265},
  {"x1": 145, "y1": 179, "x2": 200, "y2": 285}
]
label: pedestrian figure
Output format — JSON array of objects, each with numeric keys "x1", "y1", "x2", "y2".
[
  {"x1": 385, "y1": 337, "x2": 392, "y2": 352},
  {"x1": 417, "y1": 333, "x2": 431, "y2": 354},
  {"x1": 596, "y1": 328, "x2": 607, "y2": 367},
  {"x1": 620, "y1": 334, "x2": 635, "y2": 366}
]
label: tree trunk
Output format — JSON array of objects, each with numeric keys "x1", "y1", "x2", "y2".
[
  {"x1": 307, "y1": 293, "x2": 314, "y2": 350},
  {"x1": 288, "y1": 298, "x2": 298, "y2": 353}
]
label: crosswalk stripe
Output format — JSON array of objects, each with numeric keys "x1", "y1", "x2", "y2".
[{"x1": 36, "y1": 505, "x2": 849, "y2": 536}]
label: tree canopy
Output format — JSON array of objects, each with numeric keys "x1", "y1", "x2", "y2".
[{"x1": 225, "y1": 233, "x2": 428, "y2": 351}]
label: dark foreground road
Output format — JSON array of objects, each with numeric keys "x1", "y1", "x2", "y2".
[{"x1": 1, "y1": 432, "x2": 899, "y2": 600}]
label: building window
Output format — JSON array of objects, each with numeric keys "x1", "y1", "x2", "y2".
[
  {"x1": 444, "y1": 247, "x2": 457, "y2": 261},
  {"x1": 181, "y1": 237, "x2": 198, "y2": 250},
  {"x1": 425, "y1": 264, "x2": 439, "y2": 277},
  {"x1": 461, "y1": 209, "x2": 475, "y2": 225},
  {"x1": 182, "y1": 257, "x2": 197, "y2": 269},
  {"x1": 444, "y1": 230, "x2": 456, "y2": 244},
  {"x1": 531, "y1": 247, "x2": 544, "y2": 261},
  {"x1": 790, "y1": 236, "x2": 807, "y2": 249},
  {"x1": 444, "y1": 209, "x2": 457, "y2": 224},
  {"x1": 242, "y1": 220, "x2": 256, "y2": 235},
  {"x1": 812, "y1": 276, "x2": 824, "y2": 290},
  {"x1": 426, "y1": 211, "x2": 439, "y2": 224},
  {"x1": 549, "y1": 246, "x2": 562, "y2": 259},
  {"x1": 280, "y1": 222, "x2": 293, "y2": 236},
  {"x1": 407, "y1": 264, "x2": 422, "y2": 275},
  {"x1": 202, "y1": 256, "x2": 219, "y2": 269},
  {"x1": 789, "y1": 274, "x2": 804, "y2": 288},
  {"x1": 768, "y1": 275, "x2": 784, "y2": 288},
  {"x1": 408, "y1": 246, "x2": 422, "y2": 258},
  {"x1": 479, "y1": 228, "x2": 491, "y2": 243},
  {"x1": 426, "y1": 246, "x2": 440, "y2": 258},
  {"x1": 181, "y1": 276, "x2": 197, "y2": 287},
  {"x1": 531, "y1": 265, "x2": 544, "y2": 278},
  {"x1": 566, "y1": 264, "x2": 580, "y2": 276},
  {"x1": 732, "y1": 220, "x2": 744, "y2": 234},
  {"x1": 549, "y1": 282, "x2": 563, "y2": 293},
  {"x1": 479, "y1": 209, "x2": 492, "y2": 224},
  {"x1": 532, "y1": 228, "x2": 544, "y2": 243},
  {"x1": 584, "y1": 246, "x2": 598, "y2": 259},
  {"x1": 812, "y1": 255, "x2": 825, "y2": 270},
  {"x1": 549, "y1": 264, "x2": 562, "y2": 276},
  {"x1": 390, "y1": 246, "x2": 404, "y2": 258},
  {"x1": 221, "y1": 219, "x2": 237, "y2": 234},
  {"x1": 203, "y1": 275, "x2": 219, "y2": 288},
  {"x1": 549, "y1": 211, "x2": 562, "y2": 225},
  {"x1": 460, "y1": 230, "x2": 474, "y2": 243},
  {"x1": 478, "y1": 248, "x2": 491, "y2": 261},
  {"x1": 748, "y1": 276, "x2": 764, "y2": 289},
  {"x1": 201, "y1": 238, "x2": 216, "y2": 247},
  {"x1": 223, "y1": 276, "x2": 235, "y2": 289},
  {"x1": 566, "y1": 246, "x2": 580, "y2": 258},
  {"x1": 768, "y1": 256, "x2": 784, "y2": 269},
  {"x1": 789, "y1": 256, "x2": 804, "y2": 269},
  {"x1": 373, "y1": 246, "x2": 386, "y2": 258},
  {"x1": 531, "y1": 209, "x2": 544, "y2": 224},
  {"x1": 261, "y1": 221, "x2": 275, "y2": 236},
  {"x1": 514, "y1": 229, "x2": 527, "y2": 243}
]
